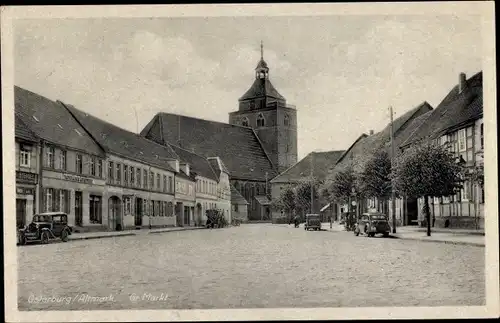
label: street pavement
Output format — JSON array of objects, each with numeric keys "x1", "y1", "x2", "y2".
[{"x1": 17, "y1": 223, "x2": 485, "y2": 310}]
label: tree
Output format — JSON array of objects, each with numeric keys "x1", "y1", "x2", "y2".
[
  {"x1": 294, "y1": 179, "x2": 320, "y2": 217},
  {"x1": 358, "y1": 149, "x2": 392, "y2": 211},
  {"x1": 392, "y1": 142, "x2": 463, "y2": 236},
  {"x1": 272, "y1": 185, "x2": 296, "y2": 221}
]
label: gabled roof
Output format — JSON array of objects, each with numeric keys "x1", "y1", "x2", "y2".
[
  {"x1": 239, "y1": 78, "x2": 286, "y2": 101},
  {"x1": 169, "y1": 144, "x2": 218, "y2": 181},
  {"x1": 255, "y1": 195, "x2": 272, "y2": 206},
  {"x1": 63, "y1": 104, "x2": 178, "y2": 172},
  {"x1": 207, "y1": 157, "x2": 230, "y2": 180},
  {"x1": 15, "y1": 113, "x2": 38, "y2": 142},
  {"x1": 402, "y1": 71, "x2": 483, "y2": 147},
  {"x1": 329, "y1": 102, "x2": 433, "y2": 177},
  {"x1": 14, "y1": 86, "x2": 103, "y2": 156},
  {"x1": 271, "y1": 150, "x2": 345, "y2": 184},
  {"x1": 231, "y1": 183, "x2": 249, "y2": 205},
  {"x1": 141, "y1": 113, "x2": 277, "y2": 181}
]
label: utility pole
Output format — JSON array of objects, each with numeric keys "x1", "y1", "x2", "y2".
[
  {"x1": 390, "y1": 106, "x2": 397, "y2": 234},
  {"x1": 310, "y1": 152, "x2": 314, "y2": 214}
]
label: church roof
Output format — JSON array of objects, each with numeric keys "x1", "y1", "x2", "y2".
[
  {"x1": 140, "y1": 113, "x2": 278, "y2": 181},
  {"x1": 239, "y1": 78, "x2": 286, "y2": 101}
]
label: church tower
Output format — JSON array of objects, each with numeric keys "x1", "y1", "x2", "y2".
[{"x1": 228, "y1": 42, "x2": 298, "y2": 173}]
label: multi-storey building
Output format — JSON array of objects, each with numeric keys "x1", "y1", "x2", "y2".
[
  {"x1": 63, "y1": 103, "x2": 180, "y2": 230},
  {"x1": 401, "y1": 71, "x2": 484, "y2": 229},
  {"x1": 170, "y1": 145, "x2": 219, "y2": 226},
  {"x1": 208, "y1": 157, "x2": 232, "y2": 224},
  {"x1": 15, "y1": 114, "x2": 40, "y2": 228},
  {"x1": 15, "y1": 86, "x2": 107, "y2": 228}
]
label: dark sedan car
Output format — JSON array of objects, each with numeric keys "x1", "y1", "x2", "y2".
[{"x1": 354, "y1": 212, "x2": 391, "y2": 237}]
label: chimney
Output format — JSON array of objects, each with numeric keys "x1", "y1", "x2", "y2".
[
  {"x1": 369, "y1": 130, "x2": 374, "y2": 135},
  {"x1": 459, "y1": 73, "x2": 467, "y2": 93}
]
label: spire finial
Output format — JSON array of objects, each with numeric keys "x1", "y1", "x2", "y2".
[{"x1": 260, "y1": 40, "x2": 263, "y2": 60}]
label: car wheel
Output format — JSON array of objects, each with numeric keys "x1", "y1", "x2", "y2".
[
  {"x1": 40, "y1": 231, "x2": 49, "y2": 244},
  {"x1": 383, "y1": 232, "x2": 389, "y2": 238},
  {"x1": 18, "y1": 233, "x2": 26, "y2": 245},
  {"x1": 354, "y1": 230, "x2": 359, "y2": 236},
  {"x1": 61, "y1": 229, "x2": 69, "y2": 242}
]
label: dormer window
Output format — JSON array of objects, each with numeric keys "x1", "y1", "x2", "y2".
[
  {"x1": 241, "y1": 117, "x2": 249, "y2": 127},
  {"x1": 32, "y1": 115, "x2": 39, "y2": 122},
  {"x1": 256, "y1": 113, "x2": 265, "y2": 127},
  {"x1": 284, "y1": 114, "x2": 290, "y2": 126},
  {"x1": 249, "y1": 101, "x2": 255, "y2": 110}
]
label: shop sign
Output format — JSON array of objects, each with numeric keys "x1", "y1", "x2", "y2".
[
  {"x1": 16, "y1": 171, "x2": 38, "y2": 184},
  {"x1": 62, "y1": 174, "x2": 94, "y2": 185},
  {"x1": 16, "y1": 187, "x2": 34, "y2": 195}
]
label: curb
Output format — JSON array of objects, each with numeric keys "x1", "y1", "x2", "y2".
[
  {"x1": 69, "y1": 233, "x2": 137, "y2": 241},
  {"x1": 391, "y1": 235, "x2": 484, "y2": 247},
  {"x1": 410, "y1": 230, "x2": 485, "y2": 236},
  {"x1": 148, "y1": 227, "x2": 205, "y2": 234}
]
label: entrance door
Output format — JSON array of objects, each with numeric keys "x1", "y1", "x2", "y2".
[
  {"x1": 75, "y1": 191, "x2": 83, "y2": 226},
  {"x1": 135, "y1": 198, "x2": 143, "y2": 226},
  {"x1": 407, "y1": 198, "x2": 418, "y2": 225},
  {"x1": 16, "y1": 199, "x2": 27, "y2": 229},
  {"x1": 183, "y1": 206, "x2": 190, "y2": 226},
  {"x1": 108, "y1": 196, "x2": 122, "y2": 231}
]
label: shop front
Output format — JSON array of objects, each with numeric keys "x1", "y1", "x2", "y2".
[
  {"x1": 41, "y1": 170, "x2": 106, "y2": 229},
  {"x1": 16, "y1": 171, "x2": 38, "y2": 228}
]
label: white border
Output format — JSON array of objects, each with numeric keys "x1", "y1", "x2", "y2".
[{"x1": 2, "y1": 2, "x2": 498, "y2": 322}]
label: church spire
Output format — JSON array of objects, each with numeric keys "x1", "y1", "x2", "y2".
[{"x1": 255, "y1": 40, "x2": 269, "y2": 79}]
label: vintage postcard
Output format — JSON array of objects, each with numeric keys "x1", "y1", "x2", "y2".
[{"x1": 2, "y1": 2, "x2": 498, "y2": 322}]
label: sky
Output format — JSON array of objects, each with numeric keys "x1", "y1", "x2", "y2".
[{"x1": 14, "y1": 15, "x2": 482, "y2": 160}]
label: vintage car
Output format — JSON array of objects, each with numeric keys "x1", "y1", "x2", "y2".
[
  {"x1": 354, "y1": 212, "x2": 391, "y2": 237},
  {"x1": 304, "y1": 214, "x2": 322, "y2": 231},
  {"x1": 17, "y1": 212, "x2": 72, "y2": 245}
]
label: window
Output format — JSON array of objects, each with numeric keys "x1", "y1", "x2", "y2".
[
  {"x1": 124, "y1": 165, "x2": 128, "y2": 186},
  {"x1": 461, "y1": 181, "x2": 471, "y2": 201},
  {"x1": 440, "y1": 135, "x2": 448, "y2": 147},
  {"x1": 285, "y1": 144, "x2": 289, "y2": 153},
  {"x1": 481, "y1": 186, "x2": 485, "y2": 203},
  {"x1": 163, "y1": 175, "x2": 167, "y2": 192},
  {"x1": 233, "y1": 204, "x2": 239, "y2": 212},
  {"x1": 90, "y1": 157, "x2": 96, "y2": 176},
  {"x1": 108, "y1": 162, "x2": 114, "y2": 182},
  {"x1": 116, "y1": 163, "x2": 121, "y2": 184},
  {"x1": 45, "y1": 145, "x2": 55, "y2": 168},
  {"x1": 241, "y1": 117, "x2": 249, "y2": 127},
  {"x1": 130, "y1": 167, "x2": 135, "y2": 186},
  {"x1": 150, "y1": 172, "x2": 155, "y2": 189},
  {"x1": 136, "y1": 168, "x2": 141, "y2": 187},
  {"x1": 97, "y1": 159, "x2": 103, "y2": 178},
  {"x1": 155, "y1": 201, "x2": 160, "y2": 217},
  {"x1": 143, "y1": 169, "x2": 148, "y2": 189},
  {"x1": 169, "y1": 176, "x2": 173, "y2": 192},
  {"x1": 458, "y1": 129, "x2": 466, "y2": 152},
  {"x1": 89, "y1": 195, "x2": 102, "y2": 224},
  {"x1": 124, "y1": 197, "x2": 132, "y2": 214},
  {"x1": 284, "y1": 114, "x2": 290, "y2": 126},
  {"x1": 256, "y1": 113, "x2": 265, "y2": 127},
  {"x1": 480, "y1": 123, "x2": 484, "y2": 149},
  {"x1": 20, "y1": 146, "x2": 31, "y2": 167},
  {"x1": 45, "y1": 188, "x2": 53, "y2": 212},
  {"x1": 157, "y1": 174, "x2": 160, "y2": 190},
  {"x1": 76, "y1": 154, "x2": 83, "y2": 174}
]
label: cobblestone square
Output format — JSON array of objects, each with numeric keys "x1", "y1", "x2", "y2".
[{"x1": 17, "y1": 224, "x2": 485, "y2": 310}]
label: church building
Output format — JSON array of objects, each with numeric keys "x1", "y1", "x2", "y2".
[{"x1": 141, "y1": 43, "x2": 298, "y2": 220}]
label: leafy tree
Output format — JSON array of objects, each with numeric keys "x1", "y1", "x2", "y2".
[
  {"x1": 294, "y1": 179, "x2": 320, "y2": 217},
  {"x1": 392, "y1": 142, "x2": 463, "y2": 236},
  {"x1": 323, "y1": 166, "x2": 360, "y2": 204},
  {"x1": 272, "y1": 185, "x2": 296, "y2": 221},
  {"x1": 357, "y1": 149, "x2": 392, "y2": 211}
]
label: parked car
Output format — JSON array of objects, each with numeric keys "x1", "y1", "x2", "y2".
[
  {"x1": 354, "y1": 212, "x2": 391, "y2": 237},
  {"x1": 17, "y1": 212, "x2": 72, "y2": 245},
  {"x1": 304, "y1": 214, "x2": 321, "y2": 231}
]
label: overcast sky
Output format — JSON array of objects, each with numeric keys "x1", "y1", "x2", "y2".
[{"x1": 14, "y1": 15, "x2": 482, "y2": 159}]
